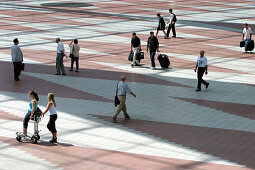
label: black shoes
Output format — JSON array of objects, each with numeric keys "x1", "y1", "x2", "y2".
[
  {"x1": 196, "y1": 89, "x2": 201, "y2": 92},
  {"x1": 206, "y1": 83, "x2": 209, "y2": 89},
  {"x1": 112, "y1": 117, "x2": 117, "y2": 123},
  {"x1": 62, "y1": 73, "x2": 66, "y2": 76},
  {"x1": 49, "y1": 138, "x2": 57, "y2": 143},
  {"x1": 75, "y1": 70, "x2": 79, "y2": 72},
  {"x1": 125, "y1": 116, "x2": 131, "y2": 120},
  {"x1": 14, "y1": 78, "x2": 20, "y2": 81},
  {"x1": 55, "y1": 73, "x2": 60, "y2": 75}
]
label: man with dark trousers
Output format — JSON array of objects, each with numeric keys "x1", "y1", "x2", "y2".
[
  {"x1": 165, "y1": 8, "x2": 176, "y2": 38},
  {"x1": 156, "y1": 13, "x2": 167, "y2": 37},
  {"x1": 147, "y1": 31, "x2": 159, "y2": 70},
  {"x1": 194, "y1": 50, "x2": 209, "y2": 92},
  {"x1": 11, "y1": 38, "x2": 23, "y2": 81}
]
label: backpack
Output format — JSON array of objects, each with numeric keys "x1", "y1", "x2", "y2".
[{"x1": 173, "y1": 13, "x2": 177, "y2": 22}]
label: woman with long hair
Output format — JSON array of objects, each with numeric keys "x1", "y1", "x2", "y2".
[
  {"x1": 41, "y1": 93, "x2": 58, "y2": 143},
  {"x1": 23, "y1": 91, "x2": 39, "y2": 136}
]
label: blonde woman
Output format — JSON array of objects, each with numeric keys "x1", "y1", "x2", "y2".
[{"x1": 41, "y1": 93, "x2": 58, "y2": 143}]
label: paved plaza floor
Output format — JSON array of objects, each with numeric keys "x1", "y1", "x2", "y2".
[{"x1": 0, "y1": 0, "x2": 255, "y2": 169}]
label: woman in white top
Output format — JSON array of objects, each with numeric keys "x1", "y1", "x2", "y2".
[
  {"x1": 194, "y1": 50, "x2": 209, "y2": 92},
  {"x1": 69, "y1": 39, "x2": 80, "y2": 72},
  {"x1": 41, "y1": 93, "x2": 58, "y2": 143}
]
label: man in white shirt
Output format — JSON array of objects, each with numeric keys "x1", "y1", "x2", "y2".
[
  {"x1": 243, "y1": 23, "x2": 253, "y2": 52},
  {"x1": 11, "y1": 38, "x2": 23, "y2": 81},
  {"x1": 194, "y1": 50, "x2": 209, "y2": 92},
  {"x1": 165, "y1": 8, "x2": 176, "y2": 39},
  {"x1": 113, "y1": 75, "x2": 136, "y2": 123},
  {"x1": 55, "y1": 38, "x2": 66, "y2": 75}
]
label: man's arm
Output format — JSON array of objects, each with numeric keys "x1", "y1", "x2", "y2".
[
  {"x1": 194, "y1": 62, "x2": 198, "y2": 72},
  {"x1": 156, "y1": 38, "x2": 159, "y2": 52},
  {"x1": 130, "y1": 91, "x2": 136, "y2": 98},
  {"x1": 205, "y1": 65, "x2": 208, "y2": 75}
]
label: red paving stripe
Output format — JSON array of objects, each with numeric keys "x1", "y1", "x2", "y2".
[
  {"x1": 0, "y1": 109, "x2": 23, "y2": 121},
  {"x1": 0, "y1": 136, "x2": 249, "y2": 170},
  {"x1": 0, "y1": 62, "x2": 111, "y2": 103},
  {"x1": 0, "y1": 61, "x2": 189, "y2": 88},
  {"x1": 92, "y1": 115, "x2": 255, "y2": 169},
  {"x1": 173, "y1": 97, "x2": 255, "y2": 120}
]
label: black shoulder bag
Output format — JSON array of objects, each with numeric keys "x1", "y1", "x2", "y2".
[{"x1": 114, "y1": 82, "x2": 120, "y2": 107}]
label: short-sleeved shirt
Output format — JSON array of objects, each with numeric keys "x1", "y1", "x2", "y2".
[
  {"x1": 147, "y1": 36, "x2": 159, "y2": 52},
  {"x1": 70, "y1": 44, "x2": 80, "y2": 57},
  {"x1": 169, "y1": 14, "x2": 175, "y2": 24},
  {"x1": 158, "y1": 17, "x2": 165, "y2": 27},
  {"x1": 11, "y1": 45, "x2": 23, "y2": 62},
  {"x1": 117, "y1": 81, "x2": 131, "y2": 96},
  {"x1": 243, "y1": 27, "x2": 252, "y2": 40},
  {"x1": 131, "y1": 37, "x2": 141, "y2": 48},
  {"x1": 57, "y1": 42, "x2": 64, "y2": 54},
  {"x1": 197, "y1": 56, "x2": 208, "y2": 67}
]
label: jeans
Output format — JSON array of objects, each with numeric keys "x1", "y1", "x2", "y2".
[
  {"x1": 23, "y1": 111, "x2": 31, "y2": 128},
  {"x1": 244, "y1": 39, "x2": 250, "y2": 52},
  {"x1": 56, "y1": 53, "x2": 66, "y2": 74},
  {"x1": 197, "y1": 67, "x2": 208, "y2": 90},
  {"x1": 167, "y1": 23, "x2": 176, "y2": 37},
  {"x1": 132, "y1": 47, "x2": 140, "y2": 65},
  {"x1": 13, "y1": 62, "x2": 22, "y2": 80},
  {"x1": 71, "y1": 57, "x2": 79, "y2": 70},
  {"x1": 150, "y1": 51, "x2": 156, "y2": 67}
]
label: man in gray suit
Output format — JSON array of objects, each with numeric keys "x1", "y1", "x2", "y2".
[{"x1": 11, "y1": 38, "x2": 23, "y2": 81}]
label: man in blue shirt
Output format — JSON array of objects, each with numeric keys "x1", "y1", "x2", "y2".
[{"x1": 113, "y1": 75, "x2": 136, "y2": 123}]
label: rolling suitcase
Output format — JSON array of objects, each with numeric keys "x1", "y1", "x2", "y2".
[
  {"x1": 247, "y1": 40, "x2": 254, "y2": 51},
  {"x1": 158, "y1": 53, "x2": 170, "y2": 68}
]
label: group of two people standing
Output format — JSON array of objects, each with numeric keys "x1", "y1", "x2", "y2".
[{"x1": 55, "y1": 38, "x2": 81, "y2": 75}]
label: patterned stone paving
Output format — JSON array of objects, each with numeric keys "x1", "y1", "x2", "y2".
[{"x1": 0, "y1": 0, "x2": 255, "y2": 169}]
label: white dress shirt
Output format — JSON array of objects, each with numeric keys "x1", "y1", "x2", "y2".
[
  {"x1": 57, "y1": 42, "x2": 64, "y2": 54},
  {"x1": 243, "y1": 27, "x2": 252, "y2": 40}
]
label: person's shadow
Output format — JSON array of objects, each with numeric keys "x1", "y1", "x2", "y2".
[{"x1": 38, "y1": 140, "x2": 73, "y2": 147}]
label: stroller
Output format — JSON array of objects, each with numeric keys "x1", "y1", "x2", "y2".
[{"x1": 16, "y1": 108, "x2": 42, "y2": 144}]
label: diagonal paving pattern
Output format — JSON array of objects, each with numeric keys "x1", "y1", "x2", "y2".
[{"x1": 0, "y1": 0, "x2": 255, "y2": 169}]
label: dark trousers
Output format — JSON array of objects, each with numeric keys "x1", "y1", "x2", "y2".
[
  {"x1": 197, "y1": 67, "x2": 208, "y2": 90},
  {"x1": 13, "y1": 62, "x2": 22, "y2": 80},
  {"x1": 23, "y1": 111, "x2": 31, "y2": 128},
  {"x1": 71, "y1": 57, "x2": 79, "y2": 70},
  {"x1": 47, "y1": 114, "x2": 58, "y2": 133},
  {"x1": 150, "y1": 51, "x2": 156, "y2": 67},
  {"x1": 167, "y1": 23, "x2": 176, "y2": 37}
]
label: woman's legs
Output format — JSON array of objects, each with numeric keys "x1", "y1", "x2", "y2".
[
  {"x1": 47, "y1": 114, "x2": 58, "y2": 142},
  {"x1": 23, "y1": 111, "x2": 31, "y2": 135}
]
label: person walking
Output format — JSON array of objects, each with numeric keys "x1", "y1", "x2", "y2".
[
  {"x1": 165, "y1": 9, "x2": 176, "y2": 38},
  {"x1": 23, "y1": 91, "x2": 39, "y2": 136},
  {"x1": 243, "y1": 23, "x2": 253, "y2": 53},
  {"x1": 69, "y1": 39, "x2": 80, "y2": 72},
  {"x1": 130, "y1": 32, "x2": 142, "y2": 67},
  {"x1": 147, "y1": 31, "x2": 159, "y2": 69},
  {"x1": 194, "y1": 50, "x2": 209, "y2": 92},
  {"x1": 11, "y1": 38, "x2": 23, "y2": 81},
  {"x1": 156, "y1": 13, "x2": 167, "y2": 37},
  {"x1": 41, "y1": 93, "x2": 58, "y2": 143},
  {"x1": 112, "y1": 75, "x2": 136, "y2": 123},
  {"x1": 55, "y1": 38, "x2": 66, "y2": 75}
]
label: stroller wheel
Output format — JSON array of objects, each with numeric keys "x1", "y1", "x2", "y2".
[
  {"x1": 16, "y1": 136, "x2": 21, "y2": 142},
  {"x1": 31, "y1": 136, "x2": 37, "y2": 144},
  {"x1": 36, "y1": 135, "x2": 40, "y2": 140}
]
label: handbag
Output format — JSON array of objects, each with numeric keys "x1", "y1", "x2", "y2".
[
  {"x1": 20, "y1": 63, "x2": 25, "y2": 71},
  {"x1": 240, "y1": 41, "x2": 245, "y2": 47},
  {"x1": 69, "y1": 45, "x2": 75, "y2": 59},
  {"x1": 114, "y1": 83, "x2": 120, "y2": 107},
  {"x1": 137, "y1": 52, "x2": 144, "y2": 60},
  {"x1": 128, "y1": 51, "x2": 133, "y2": 61},
  {"x1": 31, "y1": 107, "x2": 42, "y2": 121}
]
